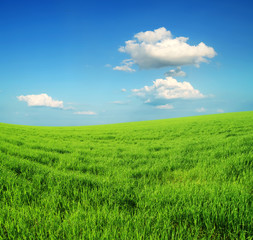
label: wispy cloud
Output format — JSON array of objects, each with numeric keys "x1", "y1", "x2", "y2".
[
  {"x1": 217, "y1": 109, "x2": 224, "y2": 113},
  {"x1": 111, "y1": 101, "x2": 124, "y2": 104},
  {"x1": 17, "y1": 93, "x2": 64, "y2": 108},
  {"x1": 121, "y1": 88, "x2": 127, "y2": 92},
  {"x1": 118, "y1": 27, "x2": 216, "y2": 70},
  {"x1": 196, "y1": 107, "x2": 206, "y2": 112},
  {"x1": 113, "y1": 59, "x2": 136, "y2": 72},
  {"x1": 74, "y1": 111, "x2": 96, "y2": 115},
  {"x1": 155, "y1": 104, "x2": 174, "y2": 109},
  {"x1": 111, "y1": 100, "x2": 130, "y2": 105}
]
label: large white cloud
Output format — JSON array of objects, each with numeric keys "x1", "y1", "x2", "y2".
[
  {"x1": 17, "y1": 93, "x2": 64, "y2": 108},
  {"x1": 117, "y1": 27, "x2": 216, "y2": 69},
  {"x1": 132, "y1": 76, "x2": 204, "y2": 103}
]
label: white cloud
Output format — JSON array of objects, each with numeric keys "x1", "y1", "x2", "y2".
[
  {"x1": 74, "y1": 111, "x2": 96, "y2": 115},
  {"x1": 111, "y1": 100, "x2": 130, "y2": 105},
  {"x1": 121, "y1": 88, "x2": 127, "y2": 92},
  {"x1": 105, "y1": 64, "x2": 112, "y2": 68},
  {"x1": 17, "y1": 93, "x2": 63, "y2": 108},
  {"x1": 155, "y1": 104, "x2": 174, "y2": 109},
  {"x1": 196, "y1": 107, "x2": 206, "y2": 112},
  {"x1": 165, "y1": 67, "x2": 186, "y2": 77},
  {"x1": 118, "y1": 27, "x2": 216, "y2": 69},
  {"x1": 132, "y1": 76, "x2": 205, "y2": 103},
  {"x1": 112, "y1": 101, "x2": 124, "y2": 104},
  {"x1": 63, "y1": 106, "x2": 75, "y2": 110},
  {"x1": 217, "y1": 109, "x2": 224, "y2": 113},
  {"x1": 113, "y1": 59, "x2": 136, "y2": 72}
]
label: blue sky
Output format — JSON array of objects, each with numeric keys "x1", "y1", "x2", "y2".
[{"x1": 0, "y1": 0, "x2": 253, "y2": 126}]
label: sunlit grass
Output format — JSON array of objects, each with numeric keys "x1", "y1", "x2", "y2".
[{"x1": 0, "y1": 112, "x2": 252, "y2": 239}]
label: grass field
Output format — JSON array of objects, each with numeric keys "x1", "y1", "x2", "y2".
[{"x1": 0, "y1": 111, "x2": 252, "y2": 239}]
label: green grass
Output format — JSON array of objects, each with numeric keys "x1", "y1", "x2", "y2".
[{"x1": 0, "y1": 111, "x2": 253, "y2": 239}]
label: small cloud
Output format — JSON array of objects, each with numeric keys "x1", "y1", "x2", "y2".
[
  {"x1": 132, "y1": 76, "x2": 205, "y2": 103},
  {"x1": 207, "y1": 94, "x2": 215, "y2": 98},
  {"x1": 105, "y1": 64, "x2": 112, "y2": 68},
  {"x1": 217, "y1": 109, "x2": 224, "y2": 113},
  {"x1": 111, "y1": 100, "x2": 130, "y2": 105},
  {"x1": 155, "y1": 104, "x2": 174, "y2": 109},
  {"x1": 17, "y1": 93, "x2": 63, "y2": 108},
  {"x1": 63, "y1": 106, "x2": 75, "y2": 110},
  {"x1": 111, "y1": 101, "x2": 124, "y2": 104},
  {"x1": 121, "y1": 88, "x2": 127, "y2": 92},
  {"x1": 165, "y1": 67, "x2": 186, "y2": 77},
  {"x1": 196, "y1": 107, "x2": 206, "y2": 112},
  {"x1": 85, "y1": 64, "x2": 92, "y2": 68},
  {"x1": 113, "y1": 59, "x2": 136, "y2": 72},
  {"x1": 74, "y1": 111, "x2": 96, "y2": 115},
  {"x1": 118, "y1": 27, "x2": 216, "y2": 70}
]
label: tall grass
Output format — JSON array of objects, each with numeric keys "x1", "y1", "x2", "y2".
[{"x1": 0, "y1": 112, "x2": 252, "y2": 239}]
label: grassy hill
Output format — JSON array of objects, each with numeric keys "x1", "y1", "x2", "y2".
[{"x1": 0, "y1": 112, "x2": 252, "y2": 239}]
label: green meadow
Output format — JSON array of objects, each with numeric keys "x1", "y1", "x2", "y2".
[{"x1": 0, "y1": 112, "x2": 252, "y2": 239}]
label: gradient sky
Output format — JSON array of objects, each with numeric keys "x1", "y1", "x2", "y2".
[{"x1": 0, "y1": 0, "x2": 253, "y2": 126}]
